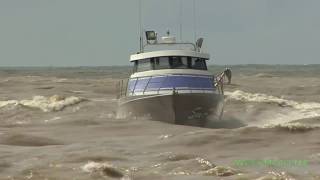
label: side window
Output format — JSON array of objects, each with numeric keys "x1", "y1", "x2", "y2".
[
  {"x1": 150, "y1": 58, "x2": 155, "y2": 70},
  {"x1": 155, "y1": 57, "x2": 170, "y2": 69},
  {"x1": 191, "y1": 58, "x2": 207, "y2": 70},
  {"x1": 181, "y1": 57, "x2": 189, "y2": 68},
  {"x1": 137, "y1": 59, "x2": 152, "y2": 72},
  {"x1": 133, "y1": 61, "x2": 138, "y2": 73}
]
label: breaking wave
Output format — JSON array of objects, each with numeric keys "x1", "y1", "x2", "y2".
[
  {"x1": 0, "y1": 95, "x2": 85, "y2": 112},
  {"x1": 201, "y1": 166, "x2": 240, "y2": 177},
  {"x1": 256, "y1": 171, "x2": 297, "y2": 180},
  {"x1": 225, "y1": 90, "x2": 320, "y2": 111},
  {"x1": 263, "y1": 122, "x2": 319, "y2": 132},
  {"x1": 225, "y1": 90, "x2": 320, "y2": 125},
  {"x1": 81, "y1": 161, "x2": 123, "y2": 177},
  {"x1": 152, "y1": 153, "x2": 242, "y2": 177},
  {"x1": 81, "y1": 161, "x2": 133, "y2": 180}
]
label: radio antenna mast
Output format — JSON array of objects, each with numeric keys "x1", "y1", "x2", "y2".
[
  {"x1": 139, "y1": 0, "x2": 143, "y2": 52},
  {"x1": 193, "y1": 0, "x2": 197, "y2": 42},
  {"x1": 179, "y1": 0, "x2": 183, "y2": 42}
]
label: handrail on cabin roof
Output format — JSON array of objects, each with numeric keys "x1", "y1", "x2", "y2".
[{"x1": 143, "y1": 42, "x2": 197, "y2": 52}]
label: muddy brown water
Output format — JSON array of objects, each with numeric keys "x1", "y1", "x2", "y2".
[{"x1": 0, "y1": 65, "x2": 320, "y2": 179}]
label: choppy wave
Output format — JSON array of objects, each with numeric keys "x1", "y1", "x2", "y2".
[
  {"x1": 0, "y1": 95, "x2": 85, "y2": 112},
  {"x1": 225, "y1": 90, "x2": 320, "y2": 110},
  {"x1": 253, "y1": 73, "x2": 274, "y2": 78},
  {"x1": 158, "y1": 134, "x2": 173, "y2": 140},
  {"x1": 0, "y1": 100, "x2": 18, "y2": 108},
  {"x1": 263, "y1": 122, "x2": 319, "y2": 132},
  {"x1": 0, "y1": 133, "x2": 63, "y2": 146},
  {"x1": 81, "y1": 161, "x2": 120, "y2": 174},
  {"x1": 81, "y1": 161, "x2": 132, "y2": 179},
  {"x1": 225, "y1": 90, "x2": 320, "y2": 125},
  {"x1": 201, "y1": 166, "x2": 240, "y2": 176},
  {"x1": 256, "y1": 171, "x2": 296, "y2": 180},
  {"x1": 152, "y1": 152, "x2": 244, "y2": 177}
]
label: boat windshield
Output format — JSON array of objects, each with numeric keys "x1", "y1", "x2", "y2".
[{"x1": 133, "y1": 56, "x2": 207, "y2": 73}]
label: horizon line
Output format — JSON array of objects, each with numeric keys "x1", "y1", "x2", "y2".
[{"x1": 0, "y1": 64, "x2": 319, "y2": 68}]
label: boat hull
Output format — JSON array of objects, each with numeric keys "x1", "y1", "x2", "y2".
[{"x1": 117, "y1": 93, "x2": 224, "y2": 126}]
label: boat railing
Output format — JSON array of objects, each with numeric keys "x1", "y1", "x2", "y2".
[
  {"x1": 214, "y1": 72, "x2": 225, "y2": 95},
  {"x1": 117, "y1": 79, "x2": 129, "y2": 99},
  {"x1": 117, "y1": 74, "x2": 225, "y2": 98},
  {"x1": 143, "y1": 42, "x2": 197, "y2": 52}
]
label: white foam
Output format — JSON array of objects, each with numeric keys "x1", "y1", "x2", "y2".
[
  {"x1": 53, "y1": 78, "x2": 68, "y2": 83},
  {"x1": 15, "y1": 120, "x2": 29, "y2": 125},
  {"x1": 68, "y1": 90, "x2": 87, "y2": 94},
  {"x1": 256, "y1": 171, "x2": 296, "y2": 180},
  {"x1": 226, "y1": 90, "x2": 320, "y2": 113},
  {"x1": 90, "y1": 98, "x2": 110, "y2": 102},
  {"x1": 0, "y1": 100, "x2": 18, "y2": 108},
  {"x1": 81, "y1": 161, "x2": 127, "y2": 179},
  {"x1": 225, "y1": 90, "x2": 320, "y2": 125},
  {"x1": 44, "y1": 117, "x2": 61, "y2": 123},
  {"x1": 81, "y1": 161, "x2": 108, "y2": 173},
  {"x1": 263, "y1": 122, "x2": 319, "y2": 132},
  {"x1": 196, "y1": 157, "x2": 215, "y2": 169},
  {"x1": 158, "y1": 134, "x2": 173, "y2": 140},
  {"x1": 0, "y1": 95, "x2": 85, "y2": 112},
  {"x1": 201, "y1": 166, "x2": 240, "y2": 176}
]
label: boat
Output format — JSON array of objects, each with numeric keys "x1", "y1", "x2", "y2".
[{"x1": 116, "y1": 30, "x2": 224, "y2": 126}]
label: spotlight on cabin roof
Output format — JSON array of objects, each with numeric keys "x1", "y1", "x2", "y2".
[{"x1": 145, "y1": 31, "x2": 157, "y2": 44}]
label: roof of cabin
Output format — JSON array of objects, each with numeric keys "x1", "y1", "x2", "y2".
[{"x1": 130, "y1": 50, "x2": 210, "y2": 62}]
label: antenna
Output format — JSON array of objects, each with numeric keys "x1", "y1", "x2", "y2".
[
  {"x1": 179, "y1": 0, "x2": 182, "y2": 42},
  {"x1": 139, "y1": 0, "x2": 143, "y2": 52},
  {"x1": 193, "y1": 0, "x2": 197, "y2": 42}
]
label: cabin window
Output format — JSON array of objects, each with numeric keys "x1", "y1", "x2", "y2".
[
  {"x1": 170, "y1": 57, "x2": 189, "y2": 69},
  {"x1": 181, "y1": 57, "x2": 190, "y2": 68},
  {"x1": 155, "y1": 57, "x2": 170, "y2": 69},
  {"x1": 133, "y1": 61, "x2": 138, "y2": 73},
  {"x1": 136, "y1": 58, "x2": 152, "y2": 72},
  {"x1": 133, "y1": 56, "x2": 207, "y2": 72},
  {"x1": 150, "y1": 58, "x2": 155, "y2": 69},
  {"x1": 191, "y1": 58, "x2": 207, "y2": 70}
]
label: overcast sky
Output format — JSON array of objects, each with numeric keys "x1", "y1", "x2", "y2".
[{"x1": 0, "y1": 0, "x2": 319, "y2": 66}]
